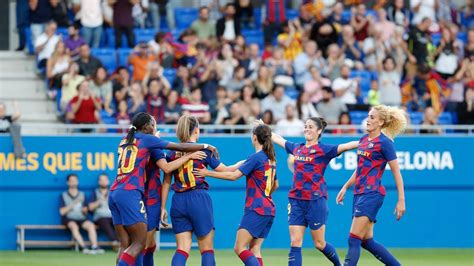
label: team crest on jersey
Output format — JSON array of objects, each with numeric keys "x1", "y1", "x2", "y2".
[
  {"x1": 310, "y1": 149, "x2": 316, "y2": 154},
  {"x1": 368, "y1": 143, "x2": 374, "y2": 148}
]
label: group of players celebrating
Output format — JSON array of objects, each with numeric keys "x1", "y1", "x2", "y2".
[{"x1": 109, "y1": 104, "x2": 407, "y2": 266}]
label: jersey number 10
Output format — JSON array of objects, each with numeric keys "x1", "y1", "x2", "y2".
[
  {"x1": 264, "y1": 162, "x2": 276, "y2": 197},
  {"x1": 117, "y1": 145, "x2": 138, "y2": 174}
]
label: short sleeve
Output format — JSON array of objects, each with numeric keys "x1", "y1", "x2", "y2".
[
  {"x1": 204, "y1": 149, "x2": 222, "y2": 169},
  {"x1": 150, "y1": 148, "x2": 166, "y2": 163},
  {"x1": 382, "y1": 138, "x2": 397, "y2": 162},
  {"x1": 145, "y1": 135, "x2": 170, "y2": 150},
  {"x1": 238, "y1": 154, "x2": 259, "y2": 176},
  {"x1": 323, "y1": 144, "x2": 339, "y2": 159},
  {"x1": 285, "y1": 141, "x2": 300, "y2": 155}
]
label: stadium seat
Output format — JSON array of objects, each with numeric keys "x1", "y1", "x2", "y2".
[
  {"x1": 431, "y1": 33, "x2": 442, "y2": 46},
  {"x1": 350, "y1": 70, "x2": 372, "y2": 93},
  {"x1": 105, "y1": 28, "x2": 129, "y2": 48},
  {"x1": 242, "y1": 29, "x2": 264, "y2": 47},
  {"x1": 349, "y1": 111, "x2": 367, "y2": 125},
  {"x1": 410, "y1": 112, "x2": 423, "y2": 125},
  {"x1": 117, "y1": 48, "x2": 133, "y2": 67},
  {"x1": 90, "y1": 48, "x2": 117, "y2": 73},
  {"x1": 284, "y1": 87, "x2": 299, "y2": 100},
  {"x1": 253, "y1": 8, "x2": 262, "y2": 27},
  {"x1": 457, "y1": 32, "x2": 467, "y2": 43},
  {"x1": 134, "y1": 29, "x2": 156, "y2": 44},
  {"x1": 438, "y1": 112, "x2": 453, "y2": 125},
  {"x1": 174, "y1": 8, "x2": 199, "y2": 30},
  {"x1": 56, "y1": 27, "x2": 69, "y2": 39},
  {"x1": 341, "y1": 10, "x2": 351, "y2": 24},
  {"x1": 163, "y1": 68, "x2": 177, "y2": 84},
  {"x1": 286, "y1": 9, "x2": 299, "y2": 20}
]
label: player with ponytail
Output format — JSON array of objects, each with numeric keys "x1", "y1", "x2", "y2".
[
  {"x1": 109, "y1": 112, "x2": 219, "y2": 266},
  {"x1": 258, "y1": 117, "x2": 358, "y2": 266},
  {"x1": 195, "y1": 124, "x2": 279, "y2": 266},
  {"x1": 336, "y1": 105, "x2": 407, "y2": 266}
]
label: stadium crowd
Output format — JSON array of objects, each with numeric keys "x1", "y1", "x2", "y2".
[{"x1": 16, "y1": 0, "x2": 474, "y2": 134}]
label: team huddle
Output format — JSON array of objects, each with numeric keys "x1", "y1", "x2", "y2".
[{"x1": 109, "y1": 104, "x2": 407, "y2": 266}]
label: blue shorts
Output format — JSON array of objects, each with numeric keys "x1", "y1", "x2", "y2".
[
  {"x1": 352, "y1": 192, "x2": 384, "y2": 223},
  {"x1": 170, "y1": 189, "x2": 214, "y2": 237},
  {"x1": 239, "y1": 210, "x2": 274, "y2": 239},
  {"x1": 146, "y1": 203, "x2": 161, "y2": 232},
  {"x1": 109, "y1": 190, "x2": 147, "y2": 226},
  {"x1": 288, "y1": 197, "x2": 328, "y2": 230}
]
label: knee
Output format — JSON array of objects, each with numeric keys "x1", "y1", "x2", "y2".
[
  {"x1": 290, "y1": 236, "x2": 303, "y2": 247},
  {"x1": 250, "y1": 246, "x2": 261, "y2": 257},
  {"x1": 83, "y1": 221, "x2": 95, "y2": 231},
  {"x1": 67, "y1": 221, "x2": 79, "y2": 231},
  {"x1": 233, "y1": 245, "x2": 244, "y2": 255},
  {"x1": 314, "y1": 239, "x2": 326, "y2": 250}
]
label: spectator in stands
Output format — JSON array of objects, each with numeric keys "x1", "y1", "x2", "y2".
[
  {"x1": 198, "y1": 59, "x2": 221, "y2": 104},
  {"x1": 226, "y1": 66, "x2": 248, "y2": 97},
  {"x1": 341, "y1": 25, "x2": 363, "y2": 66},
  {"x1": 127, "y1": 82, "x2": 146, "y2": 117},
  {"x1": 277, "y1": 20, "x2": 304, "y2": 61},
  {"x1": 465, "y1": 29, "x2": 474, "y2": 60},
  {"x1": 216, "y1": 44, "x2": 239, "y2": 87},
  {"x1": 376, "y1": 9, "x2": 396, "y2": 42},
  {"x1": 34, "y1": 21, "x2": 60, "y2": 69},
  {"x1": 309, "y1": 18, "x2": 339, "y2": 58},
  {"x1": 457, "y1": 88, "x2": 474, "y2": 125},
  {"x1": 89, "y1": 66, "x2": 114, "y2": 114},
  {"x1": 362, "y1": 25, "x2": 384, "y2": 71},
  {"x1": 0, "y1": 102, "x2": 26, "y2": 159},
  {"x1": 76, "y1": 44, "x2": 104, "y2": 78},
  {"x1": 88, "y1": 174, "x2": 118, "y2": 242},
  {"x1": 420, "y1": 107, "x2": 443, "y2": 134},
  {"x1": 294, "y1": 41, "x2": 326, "y2": 88},
  {"x1": 411, "y1": 0, "x2": 437, "y2": 26},
  {"x1": 200, "y1": 0, "x2": 225, "y2": 22},
  {"x1": 240, "y1": 85, "x2": 261, "y2": 123},
  {"x1": 29, "y1": 0, "x2": 53, "y2": 44},
  {"x1": 46, "y1": 41, "x2": 70, "y2": 91},
  {"x1": 128, "y1": 42, "x2": 157, "y2": 82},
  {"x1": 191, "y1": 6, "x2": 217, "y2": 41},
  {"x1": 173, "y1": 66, "x2": 197, "y2": 101},
  {"x1": 182, "y1": 88, "x2": 212, "y2": 124},
  {"x1": 325, "y1": 43, "x2": 345, "y2": 81},
  {"x1": 148, "y1": 33, "x2": 175, "y2": 67},
  {"x1": 110, "y1": 0, "x2": 136, "y2": 48},
  {"x1": 68, "y1": 80, "x2": 102, "y2": 131},
  {"x1": 260, "y1": 109, "x2": 274, "y2": 125},
  {"x1": 165, "y1": 90, "x2": 182, "y2": 124},
  {"x1": 316, "y1": 86, "x2": 348, "y2": 125},
  {"x1": 50, "y1": 0, "x2": 69, "y2": 27},
  {"x1": 213, "y1": 86, "x2": 232, "y2": 124},
  {"x1": 261, "y1": 84, "x2": 295, "y2": 122},
  {"x1": 332, "y1": 64, "x2": 360, "y2": 109},
  {"x1": 304, "y1": 66, "x2": 331, "y2": 104},
  {"x1": 222, "y1": 101, "x2": 247, "y2": 133},
  {"x1": 387, "y1": 0, "x2": 410, "y2": 28},
  {"x1": 115, "y1": 100, "x2": 130, "y2": 132},
  {"x1": 216, "y1": 3, "x2": 241, "y2": 43},
  {"x1": 132, "y1": 0, "x2": 148, "y2": 29},
  {"x1": 112, "y1": 67, "x2": 131, "y2": 109},
  {"x1": 367, "y1": 79, "x2": 380, "y2": 106},
  {"x1": 275, "y1": 104, "x2": 304, "y2": 136},
  {"x1": 61, "y1": 62, "x2": 85, "y2": 111},
  {"x1": 434, "y1": 26, "x2": 460, "y2": 80},
  {"x1": 151, "y1": 0, "x2": 175, "y2": 30},
  {"x1": 333, "y1": 112, "x2": 357, "y2": 135},
  {"x1": 59, "y1": 174, "x2": 104, "y2": 254},
  {"x1": 142, "y1": 62, "x2": 170, "y2": 88},
  {"x1": 460, "y1": 2, "x2": 474, "y2": 29},
  {"x1": 403, "y1": 17, "x2": 432, "y2": 78},
  {"x1": 253, "y1": 65, "x2": 274, "y2": 99},
  {"x1": 235, "y1": 0, "x2": 254, "y2": 28},
  {"x1": 296, "y1": 91, "x2": 319, "y2": 121},
  {"x1": 265, "y1": 47, "x2": 293, "y2": 78},
  {"x1": 262, "y1": 0, "x2": 286, "y2": 45},
  {"x1": 377, "y1": 55, "x2": 403, "y2": 107},
  {"x1": 101, "y1": 0, "x2": 113, "y2": 27},
  {"x1": 328, "y1": 2, "x2": 346, "y2": 29},
  {"x1": 350, "y1": 4, "x2": 370, "y2": 43},
  {"x1": 297, "y1": 3, "x2": 315, "y2": 30},
  {"x1": 64, "y1": 24, "x2": 85, "y2": 61},
  {"x1": 15, "y1": 0, "x2": 29, "y2": 51},
  {"x1": 74, "y1": 0, "x2": 103, "y2": 48},
  {"x1": 144, "y1": 78, "x2": 169, "y2": 124}
]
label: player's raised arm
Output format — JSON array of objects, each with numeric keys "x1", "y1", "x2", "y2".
[
  {"x1": 388, "y1": 159, "x2": 406, "y2": 221},
  {"x1": 166, "y1": 142, "x2": 219, "y2": 159},
  {"x1": 254, "y1": 119, "x2": 287, "y2": 148},
  {"x1": 337, "y1": 140, "x2": 359, "y2": 155},
  {"x1": 156, "y1": 151, "x2": 207, "y2": 174},
  {"x1": 336, "y1": 170, "x2": 357, "y2": 205},
  {"x1": 194, "y1": 168, "x2": 244, "y2": 181}
]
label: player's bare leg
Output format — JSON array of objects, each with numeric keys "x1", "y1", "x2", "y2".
[
  {"x1": 82, "y1": 221, "x2": 98, "y2": 248},
  {"x1": 67, "y1": 221, "x2": 86, "y2": 249},
  {"x1": 116, "y1": 222, "x2": 147, "y2": 266},
  {"x1": 235, "y1": 229, "x2": 260, "y2": 266},
  {"x1": 145, "y1": 229, "x2": 156, "y2": 249},
  {"x1": 143, "y1": 229, "x2": 157, "y2": 266},
  {"x1": 198, "y1": 230, "x2": 216, "y2": 266},
  {"x1": 171, "y1": 231, "x2": 192, "y2": 265},
  {"x1": 114, "y1": 225, "x2": 130, "y2": 264},
  {"x1": 250, "y1": 238, "x2": 264, "y2": 265},
  {"x1": 311, "y1": 225, "x2": 340, "y2": 265},
  {"x1": 288, "y1": 225, "x2": 305, "y2": 266}
]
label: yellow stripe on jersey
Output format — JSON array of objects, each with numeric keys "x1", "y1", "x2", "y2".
[
  {"x1": 187, "y1": 160, "x2": 196, "y2": 187},
  {"x1": 264, "y1": 161, "x2": 275, "y2": 197},
  {"x1": 178, "y1": 165, "x2": 187, "y2": 188}
]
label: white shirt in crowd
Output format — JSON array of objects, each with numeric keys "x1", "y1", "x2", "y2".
[
  {"x1": 223, "y1": 20, "x2": 236, "y2": 41},
  {"x1": 379, "y1": 70, "x2": 401, "y2": 106},
  {"x1": 332, "y1": 77, "x2": 358, "y2": 105},
  {"x1": 299, "y1": 103, "x2": 320, "y2": 121},
  {"x1": 35, "y1": 34, "x2": 61, "y2": 61},
  {"x1": 410, "y1": 0, "x2": 436, "y2": 25},
  {"x1": 73, "y1": 0, "x2": 103, "y2": 28},
  {"x1": 275, "y1": 118, "x2": 305, "y2": 136}
]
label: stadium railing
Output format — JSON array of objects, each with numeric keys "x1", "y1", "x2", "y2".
[{"x1": 15, "y1": 124, "x2": 474, "y2": 136}]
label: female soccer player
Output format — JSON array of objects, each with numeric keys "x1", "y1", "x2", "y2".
[
  {"x1": 336, "y1": 105, "x2": 406, "y2": 266},
  {"x1": 195, "y1": 124, "x2": 278, "y2": 266},
  {"x1": 160, "y1": 115, "x2": 242, "y2": 266},
  {"x1": 258, "y1": 117, "x2": 358, "y2": 266},
  {"x1": 108, "y1": 112, "x2": 218, "y2": 266}
]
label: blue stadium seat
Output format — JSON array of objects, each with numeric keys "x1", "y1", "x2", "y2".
[
  {"x1": 438, "y1": 112, "x2": 453, "y2": 125},
  {"x1": 242, "y1": 29, "x2": 264, "y2": 47},
  {"x1": 285, "y1": 87, "x2": 299, "y2": 100},
  {"x1": 286, "y1": 9, "x2": 299, "y2": 20},
  {"x1": 253, "y1": 8, "x2": 262, "y2": 27},
  {"x1": 117, "y1": 48, "x2": 133, "y2": 67},
  {"x1": 56, "y1": 27, "x2": 69, "y2": 39},
  {"x1": 350, "y1": 70, "x2": 372, "y2": 93},
  {"x1": 341, "y1": 10, "x2": 351, "y2": 24},
  {"x1": 163, "y1": 68, "x2": 177, "y2": 84},
  {"x1": 410, "y1": 112, "x2": 423, "y2": 125},
  {"x1": 105, "y1": 28, "x2": 129, "y2": 48},
  {"x1": 431, "y1": 33, "x2": 442, "y2": 46},
  {"x1": 134, "y1": 29, "x2": 156, "y2": 44},
  {"x1": 457, "y1": 32, "x2": 467, "y2": 43},
  {"x1": 349, "y1": 111, "x2": 367, "y2": 125},
  {"x1": 90, "y1": 48, "x2": 117, "y2": 73},
  {"x1": 174, "y1": 8, "x2": 199, "y2": 30}
]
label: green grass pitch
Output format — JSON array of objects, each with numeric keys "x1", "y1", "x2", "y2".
[{"x1": 1, "y1": 249, "x2": 473, "y2": 266}]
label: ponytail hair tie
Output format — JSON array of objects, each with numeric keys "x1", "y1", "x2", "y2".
[{"x1": 129, "y1": 125, "x2": 137, "y2": 130}]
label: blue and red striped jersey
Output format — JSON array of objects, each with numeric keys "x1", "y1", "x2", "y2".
[
  {"x1": 285, "y1": 141, "x2": 339, "y2": 200},
  {"x1": 144, "y1": 148, "x2": 166, "y2": 206},
  {"x1": 238, "y1": 151, "x2": 277, "y2": 216},
  {"x1": 354, "y1": 133, "x2": 397, "y2": 196},
  {"x1": 111, "y1": 132, "x2": 170, "y2": 193},
  {"x1": 167, "y1": 148, "x2": 221, "y2": 192},
  {"x1": 266, "y1": 0, "x2": 286, "y2": 23}
]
